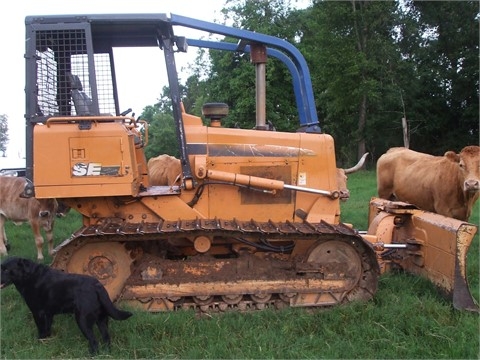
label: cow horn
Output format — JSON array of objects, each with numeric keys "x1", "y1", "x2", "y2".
[{"x1": 344, "y1": 153, "x2": 369, "y2": 174}]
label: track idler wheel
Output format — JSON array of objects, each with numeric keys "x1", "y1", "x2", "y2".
[
  {"x1": 307, "y1": 240, "x2": 362, "y2": 286},
  {"x1": 64, "y1": 242, "x2": 133, "y2": 301},
  {"x1": 306, "y1": 237, "x2": 378, "y2": 304}
]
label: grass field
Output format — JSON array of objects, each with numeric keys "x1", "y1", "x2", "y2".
[{"x1": 1, "y1": 170, "x2": 479, "y2": 359}]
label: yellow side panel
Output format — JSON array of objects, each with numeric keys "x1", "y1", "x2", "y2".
[
  {"x1": 183, "y1": 124, "x2": 339, "y2": 223},
  {"x1": 34, "y1": 121, "x2": 139, "y2": 198},
  {"x1": 204, "y1": 127, "x2": 299, "y2": 221},
  {"x1": 297, "y1": 134, "x2": 339, "y2": 224}
]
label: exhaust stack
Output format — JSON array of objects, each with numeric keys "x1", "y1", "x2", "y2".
[{"x1": 251, "y1": 43, "x2": 267, "y2": 130}]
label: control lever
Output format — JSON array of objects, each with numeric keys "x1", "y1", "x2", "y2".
[{"x1": 120, "y1": 108, "x2": 132, "y2": 116}]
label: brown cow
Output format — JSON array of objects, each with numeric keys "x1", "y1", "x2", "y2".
[
  {"x1": 377, "y1": 146, "x2": 480, "y2": 221},
  {"x1": 148, "y1": 154, "x2": 182, "y2": 186},
  {"x1": 336, "y1": 153, "x2": 369, "y2": 201},
  {"x1": 148, "y1": 153, "x2": 369, "y2": 200},
  {"x1": 0, "y1": 176, "x2": 58, "y2": 260}
]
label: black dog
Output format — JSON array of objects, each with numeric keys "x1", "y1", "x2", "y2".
[{"x1": 0, "y1": 257, "x2": 132, "y2": 355}]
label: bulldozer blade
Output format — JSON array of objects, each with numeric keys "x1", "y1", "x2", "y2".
[
  {"x1": 401, "y1": 212, "x2": 477, "y2": 311},
  {"x1": 368, "y1": 199, "x2": 479, "y2": 312}
]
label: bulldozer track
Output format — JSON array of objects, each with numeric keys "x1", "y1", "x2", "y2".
[
  {"x1": 51, "y1": 218, "x2": 380, "y2": 312},
  {"x1": 60, "y1": 217, "x2": 359, "y2": 238}
]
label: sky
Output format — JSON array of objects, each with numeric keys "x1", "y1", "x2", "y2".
[{"x1": 0, "y1": 0, "x2": 228, "y2": 167}]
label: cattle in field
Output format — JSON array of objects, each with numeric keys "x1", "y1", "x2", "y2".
[
  {"x1": 336, "y1": 153, "x2": 369, "y2": 201},
  {"x1": 0, "y1": 176, "x2": 58, "y2": 260},
  {"x1": 148, "y1": 154, "x2": 182, "y2": 186},
  {"x1": 376, "y1": 146, "x2": 480, "y2": 221}
]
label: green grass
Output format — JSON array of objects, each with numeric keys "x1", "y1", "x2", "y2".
[
  {"x1": 1, "y1": 170, "x2": 479, "y2": 359},
  {"x1": 340, "y1": 170, "x2": 378, "y2": 229}
]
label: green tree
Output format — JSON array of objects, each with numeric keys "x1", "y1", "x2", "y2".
[
  {"x1": 166, "y1": 0, "x2": 478, "y2": 162},
  {"x1": 141, "y1": 85, "x2": 191, "y2": 160},
  {"x1": 0, "y1": 114, "x2": 8, "y2": 157},
  {"x1": 396, "y1": 0, "x2": 479, "y2": 153},
  {"x1": 185, "y1": 0, "x2": 300, "y2": 132},
  {"x1": 144, "y1": 111, "x2": 179, "y2": 160},
  {"x1": 296, "y1": 1, "x2": 403, "y2": 164}
]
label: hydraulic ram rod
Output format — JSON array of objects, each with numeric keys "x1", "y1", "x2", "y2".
[{"x1": 206, "y1": 169, "x2": 339, "y2": 199}]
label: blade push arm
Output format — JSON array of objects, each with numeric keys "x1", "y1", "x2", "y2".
[{"x1": 206, "y1": 169, "x2": 340, "y2": 199}]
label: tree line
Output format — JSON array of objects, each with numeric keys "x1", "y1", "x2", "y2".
[
  {"x1": 0, "y1": 2, "x2": 476, "y2": 167},
  {"x1": 136, "y1": 1, "x2": 480, "y2": 166}
]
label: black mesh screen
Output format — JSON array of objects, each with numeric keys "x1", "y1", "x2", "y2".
[{"x1": 35, "y1": 29, "x2": 115, "y2": 116}]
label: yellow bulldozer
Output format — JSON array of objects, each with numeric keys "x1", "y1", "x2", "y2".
[{"x1": 23, "y1": 13, "x2": 477, "y2": 312}]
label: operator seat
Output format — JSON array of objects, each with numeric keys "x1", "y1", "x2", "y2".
[{"x1": 68, "y1": 73, "x2": 94, "y2": 115}]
